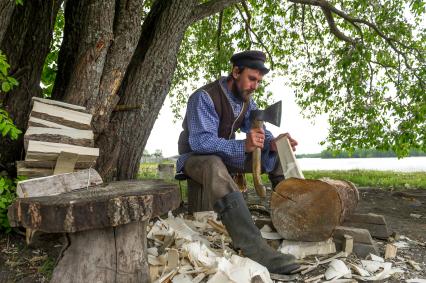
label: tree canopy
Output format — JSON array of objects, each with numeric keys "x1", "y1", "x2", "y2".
[
  {"x1": 0, "y1": 0, "x2": 424, "y2": 180},
  {"x1": 172, "y1": 0, "x2": 426, "y2": 157}
]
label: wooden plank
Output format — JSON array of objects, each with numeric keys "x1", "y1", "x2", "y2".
[
  {"x1": 24, "y1": 127, "x2": 94, "y2": 149},
  {"x1": 275, "y1": 136, "x2": 304, "y2": 179},
  {"x1": 342, "y1": 221, "x2": 390, "y2": 239},
  {"x1": 16, "y1": 168, "x2": 102, "y2": 197},
  {"x1": 26, "y1": 140, "x2": 99, "y2": 163},
  {"x1": 17, "y1": 163, "x2": 53, "y2": 178},
  {"x1": 385, "y1": 243, "x2": 397, "y2": 259},
  {"x1": 8, "y1": 180, "x2": 180, "y2": 233},
  {"x1": 344, "y1": 213, "x2": 387, "y2": 225},
  {"x1": 28, "y1": 116, "x2": 75, "y2": 129},
  {"x1": 17, "y1": 159, "x2": 95, "y2": 169},
  {"x1": 32, "y1": 97, "x2": 88, "y2": 113},
  {"x1": 333, "y1": 226, "x2": 375, "y2": 245},
  {"x1": 31, "y1": 100, "x2": 92, "y2": 130},
  {"x1": 334, "y1": 240, "x2": 378, "y2": 258},
  {"x1": 54, "y1": 152, "x2": 79, "y2": 175}
]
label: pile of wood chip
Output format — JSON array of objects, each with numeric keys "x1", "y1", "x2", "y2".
[{"x1": 147, "y1": 212, "x2": 425, "y2": 283}]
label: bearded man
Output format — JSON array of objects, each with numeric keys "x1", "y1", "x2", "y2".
[{"x1": 177, "y1": 50, "x2": 299, "y2": 274}]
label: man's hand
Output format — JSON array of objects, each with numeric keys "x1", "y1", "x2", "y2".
[
  {"x1": 270, "y1": 133, "x2": 298, "y2": 152},
  {"x1": 245, "y1": 128, "x2": 265, "y2": 152}
]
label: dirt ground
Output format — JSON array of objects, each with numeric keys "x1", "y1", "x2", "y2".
[{"x1": 0, "y1": 187, "x2": 425, "y2": 282}]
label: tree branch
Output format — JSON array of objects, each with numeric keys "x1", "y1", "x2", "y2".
[
  {"x1": 217, "y1": 10, "x2": 223, "y2": 53},
  {"x1": 235, "y1": 3, "x2": 275, "y2": 69},
  {"x1": 190, "y1": 0, "x2": 241, "y2": 24}
]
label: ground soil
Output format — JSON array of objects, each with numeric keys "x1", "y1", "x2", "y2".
[{"x1": 0, "y1": 187, "x2": 425, "y2": 282}]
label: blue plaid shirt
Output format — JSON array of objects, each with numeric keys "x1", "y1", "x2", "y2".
[{"x1": 176, "y1": 77, "x2": 277, "y2": 173}]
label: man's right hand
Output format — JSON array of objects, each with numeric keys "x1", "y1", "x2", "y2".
[{"x1": 245, "y1": 128, "x2": 265, "y2": 152}]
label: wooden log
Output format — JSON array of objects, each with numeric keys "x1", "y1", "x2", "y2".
[
  {"x1": 8, "y1": 180, "x2": 180, "y2": 233},
  {"x1": 24, "y1": 127, "x2": 94, "y2": 149},
  {"x1": 187, "y1": 179, "x2": 213, "y2": 213},
  {"x1": 31, "y1": 100, "x2": 92, "y2": 130},
  {"x1": 25, "y1": 140, "x2": 99, "y2": 163},
  {"x1": 17, "y1": 159, "x2": 95, "y2": 170},
  {"x1": 271, "y1": 178, "x2": 359, "y2": 241},
  {"x1": 16, "y1": 168, "x2": 103, "y2": 198},
  {"x1": 50, "y1": 222, "x2": 150, "y2": 283},
  {"x1": 53, "y1": 151, "x2": 79, "y2": 175}
]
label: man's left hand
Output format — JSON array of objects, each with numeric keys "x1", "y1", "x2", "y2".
[{"x1": 270, "y1": 133, "x2": 298, "y2": 152}]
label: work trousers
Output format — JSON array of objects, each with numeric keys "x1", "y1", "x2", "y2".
[{"x1": 183, "y1": 154, "x2": 283, "y2": 205}]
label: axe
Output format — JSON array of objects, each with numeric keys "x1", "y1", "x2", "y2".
[{"x1": 249, "y1": 101, "x2": 282, "y2": 197}]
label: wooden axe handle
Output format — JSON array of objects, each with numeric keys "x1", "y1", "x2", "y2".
[{"x1": 251, "y1": 120, "x2": 266, "y2": 198}]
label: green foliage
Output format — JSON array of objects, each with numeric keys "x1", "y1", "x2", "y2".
[
  {"x1": 170, "y1": 0, "x2": 425, "y2": 156},
  {"x1": 0, "y1": 176, "x2": 22, "y2": 232},
  {"x1": 41, "y1": 7, "x2": 64, "y2": 97},
  {"x1": 0, "y1": 51, "x2": 22, "y2": 140},
  {"x1": 0, "y1": 51, "x2": 19, "y2": 93}
]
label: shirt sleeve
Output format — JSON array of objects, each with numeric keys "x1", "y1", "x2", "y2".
[{"x1": 186, "y1": 90, "x2": 246, "y2": 169}]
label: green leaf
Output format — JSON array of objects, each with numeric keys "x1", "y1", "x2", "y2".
[{"x1": 1, "y1": 82, "x2": 10, "y2": 92}]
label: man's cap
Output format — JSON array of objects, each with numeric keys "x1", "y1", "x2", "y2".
[{"x1": 230, "y1": 50, "x2": 269, "y2": 74}]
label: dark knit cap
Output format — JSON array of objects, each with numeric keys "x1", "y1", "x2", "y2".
[{"x1": 230, "y1": 50, "x2": 269, "y2": 74}]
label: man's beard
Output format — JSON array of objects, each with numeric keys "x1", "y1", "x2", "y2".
[{"x1": 231, "y1": 79, "x2": 252, "y2": 102}]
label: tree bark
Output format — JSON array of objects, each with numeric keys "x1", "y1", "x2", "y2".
[
  {"x1": 0, "y1": 0, "x2": 14, "y2": 43},
  {"x1": 96, "y1": 0, "x2": 197, "y2": 180},
  {"x1": 51, "y1": 0, "x2": 115, "y2": 106},
  {"x1": 0, "y1": 0, "x2": 62, "y2": 174}
]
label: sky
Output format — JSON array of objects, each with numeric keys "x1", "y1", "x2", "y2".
[{"x1": 145, "y1": 76, "x2": 329, "y2": 158}]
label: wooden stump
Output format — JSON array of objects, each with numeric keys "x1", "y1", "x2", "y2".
[
  {"x1": 270, "y1": 178, "x2": 359, "y2": 241},
  {"x1": 187, "y1": 179, "x2": 213, "y2": 213},
  {"x1": 8, "y1": 180, "x2": 180, "y2": 282}
]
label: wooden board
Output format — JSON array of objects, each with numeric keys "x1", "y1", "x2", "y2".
[
  {"x1": 32, "y1": 97, "x2": 88, "y2": 113},
  {"x1": 25, "y1": 140, "x2": 99, "y2": 163},
  {"x1": 31, "y1": 100, "x2": 92, "y2": 130},
  {"x1": 17, "y1": 163, "x2": 53, "y2": 178},
  {"x1": 28, "y1": 116, "x2": 75, "y2": 129},
  {"x1": 343, "y1": 213, "x2": 390, "y2": 239},
  {"x1": 17, "y1": 159, "x2": 95, "y2": 170},
  {"x1": 275, "y1": 136, "x2": 304, "y2": 179},
  {"x1": 8, "y1": 180, "x2": 180, "y2": 233},
  {"x1": 16, "y1": 168, "x2": 103, "y2": 198},
  {"x1": 187, "y1": 179, "x2": 213, "y2": 213},
  {"x1": 24, "y1": 127, "x2": 94, "y2": 149},
  {"x1": 53, "y1": 151, "x2": 79, "y2": 175}
]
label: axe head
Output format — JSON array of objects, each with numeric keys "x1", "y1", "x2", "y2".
[{"x1": 250, "y1": 100, "x2": 282, "y2": 127}]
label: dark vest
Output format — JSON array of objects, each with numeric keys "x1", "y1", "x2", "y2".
[{"x1": 178, "y1": 78, "x2": 249, "y2": 154}]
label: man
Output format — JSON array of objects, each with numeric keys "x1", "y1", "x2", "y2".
[{"x1": 177, "y1": 50, "x2": 299, "y2": 274}]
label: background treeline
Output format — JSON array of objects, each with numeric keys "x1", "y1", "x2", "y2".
[{"x1": 297, "y1": 149, "x2": 426, "y2": 159}]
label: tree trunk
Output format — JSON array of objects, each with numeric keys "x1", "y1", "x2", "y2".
[
  {"x1": 0, "y1": 0, "x2": 62, "y2": 174},
  {"x1": 96, "y1": 0, "x2": 196, "y2": 180},
  {"x1": 0, "y1": 0, "x2": 15, "y2": 43}
]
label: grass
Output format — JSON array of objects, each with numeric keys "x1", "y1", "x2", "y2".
[{"x1": 139, "y1": 163, "x2": 426, "y2": 190}]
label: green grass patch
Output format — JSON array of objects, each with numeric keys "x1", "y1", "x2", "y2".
[{"x1": 303, "y1": 170, "x2": 426, "y2": 189}]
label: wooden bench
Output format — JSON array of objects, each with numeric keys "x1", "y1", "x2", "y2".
[{"x1": 8, "y1": 179, "x2": 180, "y2": 282}]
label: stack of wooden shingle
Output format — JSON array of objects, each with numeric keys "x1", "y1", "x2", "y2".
[{"x1": 17, "y1": 97, "x2": 99, "y2": 178}]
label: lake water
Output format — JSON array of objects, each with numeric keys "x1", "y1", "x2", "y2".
[{"x1": 297, "y1": 157, "x2": 426, "y2": 172}]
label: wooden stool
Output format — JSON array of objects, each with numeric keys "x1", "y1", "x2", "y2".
[{"x1": 8, "y1": 180, "x2": 180, "y2": 283}]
